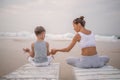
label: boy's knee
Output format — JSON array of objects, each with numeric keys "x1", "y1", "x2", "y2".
[{"x1": 66, "y1": 57, "x2": 76, "y2": 65}]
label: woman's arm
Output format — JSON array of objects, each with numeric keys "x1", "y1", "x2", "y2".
[{"x1": 54, "y1": 34, "x2": 80, "y2": 53}]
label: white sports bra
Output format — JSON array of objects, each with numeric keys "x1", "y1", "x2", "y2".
[{"x1": 78, "y1": 32, "x2": 96, "y2": 49}]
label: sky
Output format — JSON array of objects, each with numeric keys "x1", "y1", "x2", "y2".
[{"x1": 0, "y1": 0, "x2": 120, "y2": 35}]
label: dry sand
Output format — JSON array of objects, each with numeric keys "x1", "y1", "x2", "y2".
[{"x1": 0, "y1": 38, "x2": 120, "y2": 80}]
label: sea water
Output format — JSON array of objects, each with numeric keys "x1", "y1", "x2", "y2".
[{"x1": 0, "y1": 31, "x2": 119, "y2": 42}]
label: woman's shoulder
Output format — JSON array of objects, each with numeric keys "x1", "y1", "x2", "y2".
[
  {"x1": 79, "y1": 30, "x2": 94, "y2": 36},
  {"x1": 73, "y1": 33, "x2": 81, "y2": 42},
  {"x1": 75, "y1": 33, "x2": 81, "y2": 37}
]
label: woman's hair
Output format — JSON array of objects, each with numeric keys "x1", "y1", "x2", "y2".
[
  {"x1": 73, "y1": 16, "x2": 86, "y2": 27},
  {"x1": 34, "y1": 26, "x2": 46, "y2": 35}
]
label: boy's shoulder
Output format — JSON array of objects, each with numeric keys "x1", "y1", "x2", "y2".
[
  {"x1": 45, "y1": 41, "x2": 48, "y2": 43},
  {"x1": 31, "y1": 42, "x2": 35, "y2": 47},
  {"x1": 33, "y1": 41, "x2": 48, "y2": 44},
  {"x1": 44, "y1": 41, "x2": 49, "y2": 46}
]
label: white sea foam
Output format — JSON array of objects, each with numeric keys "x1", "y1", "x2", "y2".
[
  {"x1": 0, "y1": 32, "x2": 119, "y2": 42},
  {"x1": 95, "y1": 35, "x2": 118, "y2": 42},
  {"x1": 46, "y1": 33, "x2": 74, "y2": 40}
]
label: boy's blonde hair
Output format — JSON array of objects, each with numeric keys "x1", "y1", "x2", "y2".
[{"x1": 34, "y1": 26, "x2": 46, "y2": 36}]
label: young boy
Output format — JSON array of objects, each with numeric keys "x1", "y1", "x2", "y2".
[{"x1": 23, "y1": 26, "x2": 54, "y2": 67}]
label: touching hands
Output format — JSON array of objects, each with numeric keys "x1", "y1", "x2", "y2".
[{"x1": 51, "y1": 49, "x2": 57, "y2": 55}]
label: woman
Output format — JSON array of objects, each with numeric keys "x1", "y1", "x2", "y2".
[{"x1": 52, "y1": 16, "x2": 109, "y2": 68}]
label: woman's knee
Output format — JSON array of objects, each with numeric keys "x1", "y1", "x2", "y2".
[
  {"x1": 66, "y1": 58, "x2": 73, "y2": 64},
  {"x1": 100, "y1": 56, "x2": 109, "y2": 64},
  {"x1": 66, "y1": 57, "x2": 79, "y2": 65}
]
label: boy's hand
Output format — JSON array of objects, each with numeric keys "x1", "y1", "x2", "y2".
[
  {"x1": 23, "y1": 48, "x2": 30, "y2": 53},
  {"x1": 51, "y1": 49, "x2": 57, "y2": 55}
]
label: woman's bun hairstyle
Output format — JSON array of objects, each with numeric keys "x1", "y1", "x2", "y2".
[
  {"x1": 79, "y1": 16, "x2": 84, "y2": 20},
  {"x1": 73, "y1": 16, "x2": 86, "y2": 27}
]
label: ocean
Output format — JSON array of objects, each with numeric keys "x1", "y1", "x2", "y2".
[{"x1": 0, "y1": 31, "x2": 119, "y2": 42}]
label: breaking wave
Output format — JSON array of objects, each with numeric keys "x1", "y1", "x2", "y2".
[{"x1": 0, "y1": 31, "x2": 119, "y2": 42}]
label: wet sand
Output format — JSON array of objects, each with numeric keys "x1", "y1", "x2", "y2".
[{"x1": 0, "y1": 38, "x2": 120, "y2": 80}]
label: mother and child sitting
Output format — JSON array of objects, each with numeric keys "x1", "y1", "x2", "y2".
[{"x1": 23, "y1": 16, "x2": 109, "y2": 68}]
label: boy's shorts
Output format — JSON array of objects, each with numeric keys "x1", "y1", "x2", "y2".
[{"x1": 28, "y1": 56, "x2": 53, "y2": 67}]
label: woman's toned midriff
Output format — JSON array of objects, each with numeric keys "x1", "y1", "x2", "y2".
[{"x1": 81, "y1": 46, "x2": 97, "y2": 56}]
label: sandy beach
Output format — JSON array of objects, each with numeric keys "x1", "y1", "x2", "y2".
[{"x1": 0, "y1": 38, "x2": 120, "y2": 80}]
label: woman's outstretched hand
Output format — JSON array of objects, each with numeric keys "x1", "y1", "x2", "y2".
[{"x1": 51, "y1": 49, "x2": 57, "y2": 55}]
